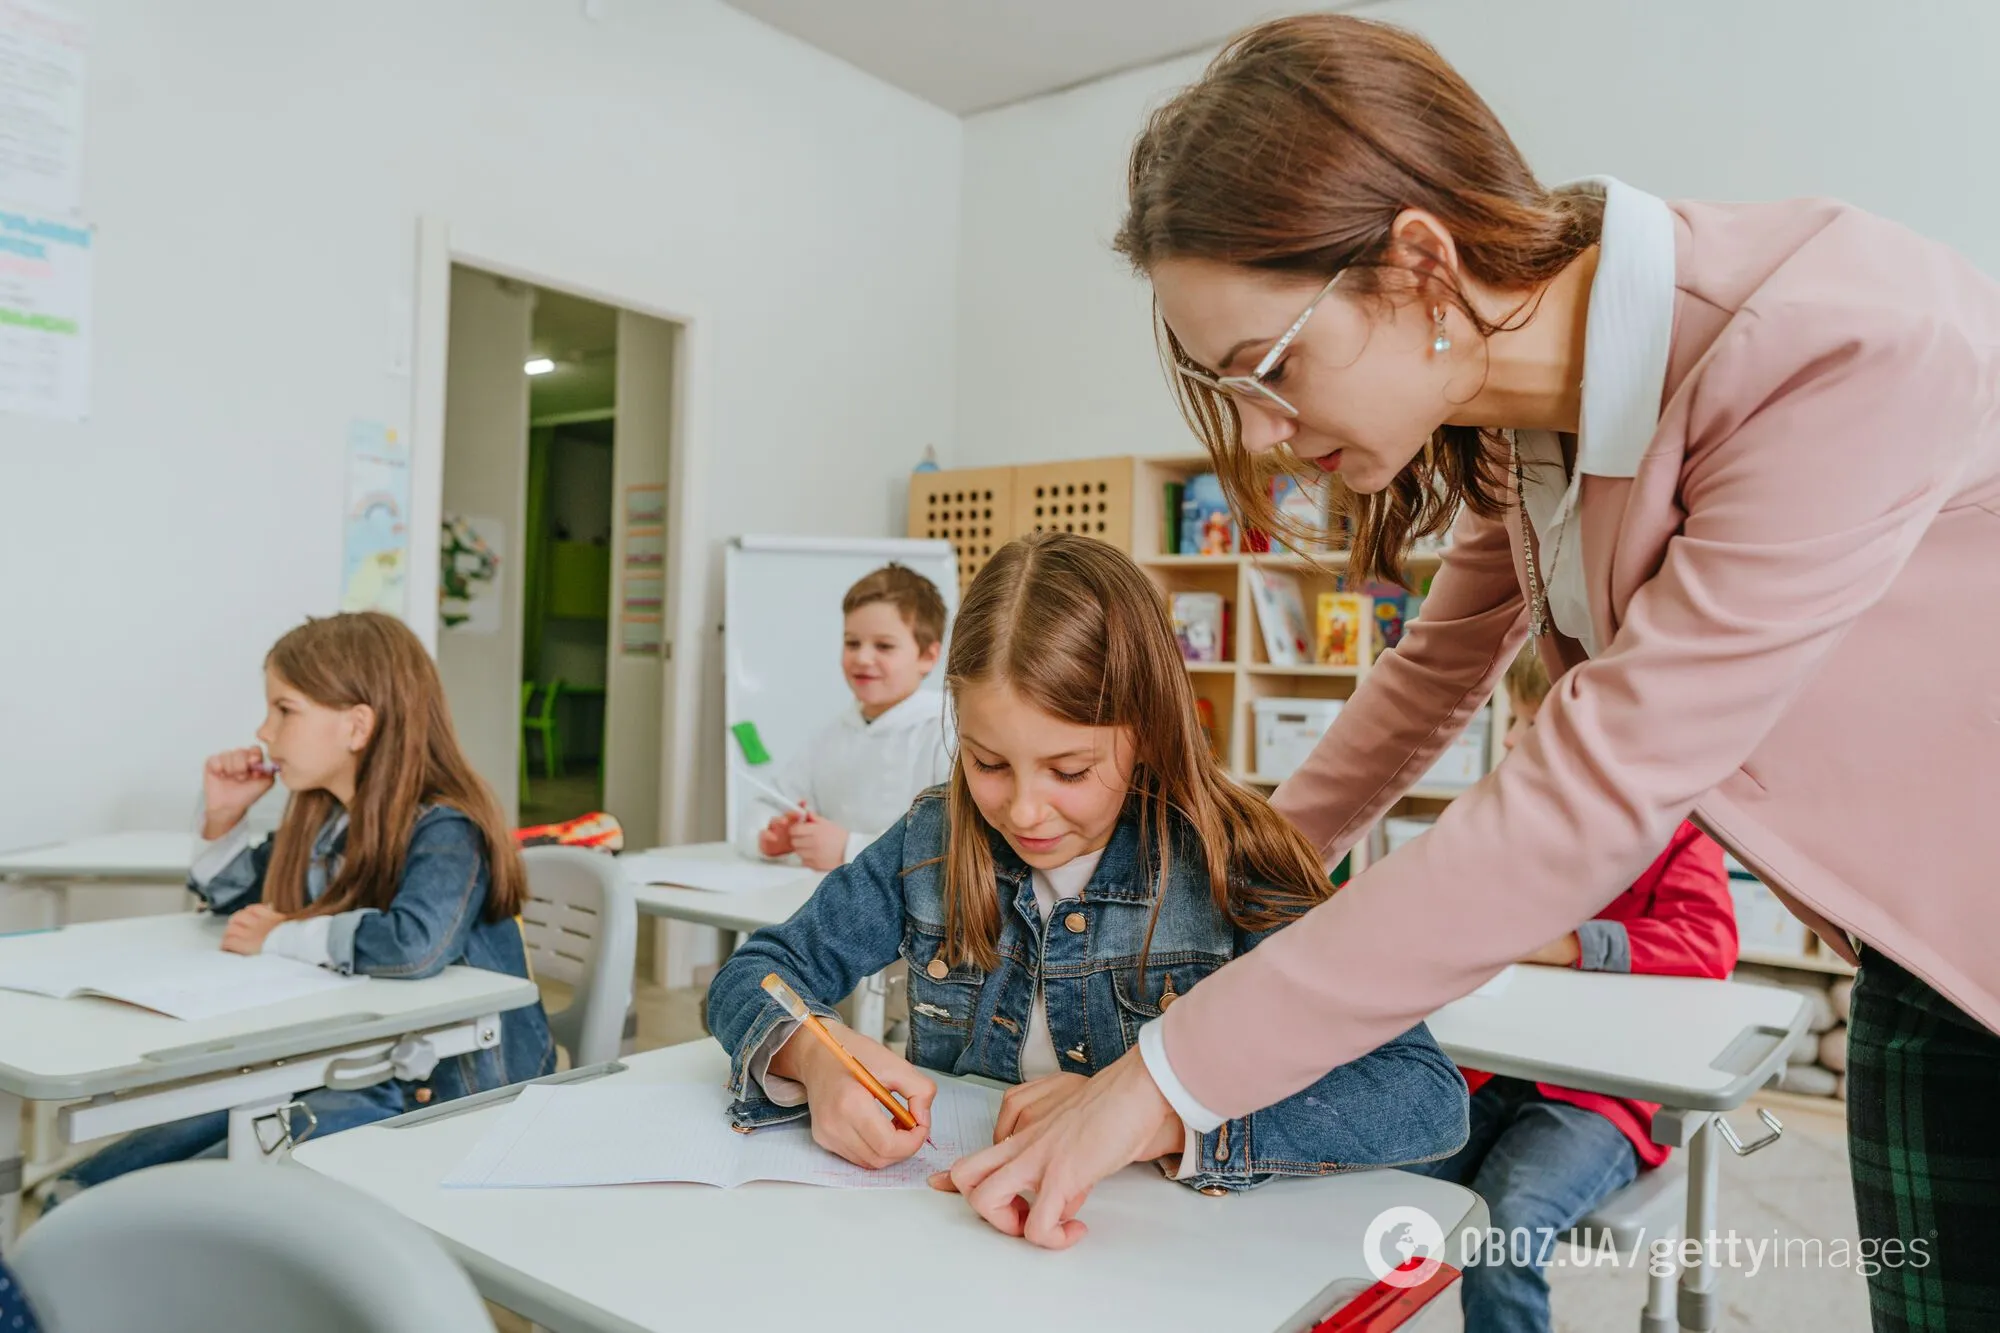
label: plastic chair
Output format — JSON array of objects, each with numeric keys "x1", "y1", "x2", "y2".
[
  {"x1": 518, "y1": 681, "x2": 535, "y2": 801},
  {"x1": 520, "y1": 845, "x2": 636, "y2": 1067},
  {"x1": 1564, "y1": 1154, "x2": 1688, "y2": 1333},
  {"x1": 9, "y1": 1161, "x2": 493, "y2": 1332},
  {"x1": 522, "y1": 679, "x2": 565, "y2": 782}
]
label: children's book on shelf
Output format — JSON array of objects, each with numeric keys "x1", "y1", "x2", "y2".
[
  {"x1": 1246, "y1": 568, "x2": 1313, "y2": 666},
  {"x1": 1178, "y1": 473, "x2": 1236, "y2": 556},
  {"x1": 1337, "y1": 576, "x2": 1420, "y2": 661},
  {"x1": 1170, "y1": 591, "x2": 1229, "y2": 663},
  {"x1": 1161, "y1": 481, "x2": 1185, "y2": 554},
  {"x1": 1270, "y1": 474, "x2": 1327, "y2": 543},
  {"x1": 1315, "y1": 591, "x2": 1373, "y2": 666}
]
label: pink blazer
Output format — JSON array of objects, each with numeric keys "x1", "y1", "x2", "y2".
[{"x1": 1157, "y1": 197, "x2": 2000, "y2": 1120}]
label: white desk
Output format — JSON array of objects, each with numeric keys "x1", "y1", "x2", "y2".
[
  {"x1": 0, "y1": 913, "x2": 541, "y2": 1251},
  {"x1": 1426, "y1": 966, "x2": 1811, "y2": 1333},
  {"x1": 0, "y1": 831, "x2": 196, "y2": 930},
  {"x1": 621, "y1": 842, "x2": 898, "y2": 1037},
  {"x1": 295, "y1": 1040, "x2": 1487, "y2": 1333}
]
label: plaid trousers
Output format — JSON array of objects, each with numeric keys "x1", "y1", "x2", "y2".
[{"x1": 1847, "y1": 948, "x2": 2000, "y2": 1331}]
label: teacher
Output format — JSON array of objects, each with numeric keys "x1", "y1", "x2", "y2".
[{"x1": 945, "y1": 11, "x2": 2000, "y2": 1322}]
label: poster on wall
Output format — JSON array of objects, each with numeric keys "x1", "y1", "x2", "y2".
[
  {"x1": 339, "y1": 420, "x2": 409, "y2": 617},
  {"x1": 624, "y1": 483, "x2": 665, "y2": 528},
  {"x1": 619, "y1": 483, "x2": 667, "y2": 656},
  {"x1": 440, "y1": 513, "x2": 504, "y2": 634},
  {"x1": 0, "y1": 0, "x2": 87, "y2": 216},
  {"x1": 0, "y1": 205, "x2": 88, "y2": 419},
  {"x1": 620, "y1": 573, "x2": 664, "y2": 655}
]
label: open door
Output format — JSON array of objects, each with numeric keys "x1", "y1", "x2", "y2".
[
  {"x1": 601, "y1": 309, "x2": 678, "y2": 847},
  {"x1": 436, "y1": 268, "x2": 532, "y2": 814}
]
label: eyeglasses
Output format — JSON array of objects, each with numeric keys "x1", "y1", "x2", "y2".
[{"x1": 1173, "y1": 270, "x2": 1345, "y2": 418}]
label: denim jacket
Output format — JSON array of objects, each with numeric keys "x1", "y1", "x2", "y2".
[
  {"x1": 707, "y1": 790, "x2": 1468, "y2": 1193},
  {"x1": 194, "y1": 804, "x2": 556, "y2": 1106}
]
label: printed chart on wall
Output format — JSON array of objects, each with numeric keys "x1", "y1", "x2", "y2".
[
  {"x1": 0, "y1": 206, "x2": 88, "y2": 419},
  {"x1": 339, "y1": 420, "x2": 410, "y2": 617},
  {"x1": 620, "y1": 483, "x2": 666, "y2": 655},
  {"x1": 0, "y1": 1, "x2": 87, "y2": 215}
]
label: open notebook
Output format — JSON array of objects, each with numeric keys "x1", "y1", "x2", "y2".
[
  {"x1": 0, "y1": 949, "x2": 361, "y2": 1021},
  {"x1": 444, "y1": 1080, "x2": 1001, "y2": 1190},
  {"x1": 617, "y1": 851, "x2": 808, "y2": 895}
]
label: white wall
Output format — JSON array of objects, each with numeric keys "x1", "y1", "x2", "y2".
[
  {"x1": 954, "y1": 0, "x2": 2000, "y2": 469},
  {"x1": 0, "y1": 0, "x2": 959, "y2": 850}
]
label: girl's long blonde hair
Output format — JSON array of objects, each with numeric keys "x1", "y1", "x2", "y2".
[
  {"x1": 261, "y1": 612, "x2": 524, "y2": 920},
  {"x1": 939, "y1": 532, "x2": 1332, "y2": 970}
]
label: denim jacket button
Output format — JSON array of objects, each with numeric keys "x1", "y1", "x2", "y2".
[
  {"x1": 925, "y1": 957, "x2": 949, "y2": 980},
  {"x1": 1199, "y1": 1186, "x2": 1228, "y2": 1197},
  {"x1": 1063, "y1": 912, "x2": 1087, "y2": 934}
]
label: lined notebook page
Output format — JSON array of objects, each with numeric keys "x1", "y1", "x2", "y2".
[
  {"x1": 444, "y1": 1080, "x2": 1001, "y2": 1190},
  {"x1": 0, "y1": 950, "x2": 361, "y2": 1021}
]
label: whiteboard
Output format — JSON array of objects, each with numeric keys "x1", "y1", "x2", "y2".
[{"x1": 722, "y1": 536, "x2": 957, "y2": 842}]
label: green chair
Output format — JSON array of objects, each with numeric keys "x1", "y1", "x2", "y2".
[{"x1": 522, "y1": 679, "x2": 565, "y2": 784}]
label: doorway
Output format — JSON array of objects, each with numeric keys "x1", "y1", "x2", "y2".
[{"x1": 433, "y1": 263, "x2": 683, "y2": 848}]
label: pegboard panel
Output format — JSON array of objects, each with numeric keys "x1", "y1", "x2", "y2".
[
  {"x1": 908, "y1": 467, "x2": 1016, "y2": 597},
  {"x1": 1011, "y1": 458, "x2": 1134, "y2": 549}
]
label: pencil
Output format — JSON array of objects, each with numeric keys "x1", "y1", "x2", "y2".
[{"x1": 760, "y1": 973, "x2": 919, "y2": 1131}]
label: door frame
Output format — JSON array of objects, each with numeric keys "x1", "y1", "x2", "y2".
[{"x1": 409, "y1": 216, "x2": 707, "y2": 844}]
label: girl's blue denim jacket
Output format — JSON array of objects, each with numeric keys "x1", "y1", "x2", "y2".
[
  {"x1": 708, "y1": 789, "x2": 1469, "y2": 1193},
  {"x1": 195, "y1": 804, "x2": 557, "y2": 1106}
]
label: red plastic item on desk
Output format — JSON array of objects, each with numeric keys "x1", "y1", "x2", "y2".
[{"x1": 1308, "y1": 1261, "x2": 1461, "y2": 1332}]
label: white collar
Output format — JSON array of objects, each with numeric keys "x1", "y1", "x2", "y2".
[
  {"x1": 1561, "y1": 176, "x2": 1677, "y2": 479},
  {"x1": 843, "y1": 686, "x2": 943, "y2": 731}
]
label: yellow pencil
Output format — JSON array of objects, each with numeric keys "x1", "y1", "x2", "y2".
[{"x1": 760, "y1": 973, "x2": 919, "y2": 1131}]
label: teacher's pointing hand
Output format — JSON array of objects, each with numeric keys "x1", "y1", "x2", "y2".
[{"x1": 939, "y1": 1047, "x2": 1177, "y2": 1249}]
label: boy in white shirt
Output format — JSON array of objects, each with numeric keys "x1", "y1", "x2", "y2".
[{"x1": 750, "y1": 565, "x2": 952, "y2": 871}]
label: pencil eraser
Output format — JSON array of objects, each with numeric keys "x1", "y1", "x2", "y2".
[{"x1": 730, "y1": 721, "x2": 771, "y2": 767}]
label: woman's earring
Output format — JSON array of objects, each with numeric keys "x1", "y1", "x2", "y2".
[{"x1": 1430, "y1": 304, "x2": 1452, "y2": 355}]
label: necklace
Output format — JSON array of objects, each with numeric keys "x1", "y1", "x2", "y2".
[{"x1": 1510, "y1": 430, "x2": 1558, "y2": 638}]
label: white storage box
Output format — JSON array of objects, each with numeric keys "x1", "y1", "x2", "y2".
[
  {"x1": 1730, "y1": 876, "x2": 1810, "y2": 958},
  {"x1": 1252, "y1": 697, "x2": 1345, "y2": 780},
  {"x1": 1420, "y1": 707, "x2": 1490, "y2": 789}
]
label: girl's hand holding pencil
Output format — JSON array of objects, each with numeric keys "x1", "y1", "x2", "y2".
[{"x1": 762, "y1": 974, "x2": 936, "y2": 1170}]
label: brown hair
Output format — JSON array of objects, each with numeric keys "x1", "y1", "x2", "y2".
[
  {"x1": 1505, "y1": 642, "x2": 1553, "y2": 709},
  {"x1": 262, "y1": 612, "x2": 525, "y2": 921},
  {"x1": 937, "y1": 532, "x2": 1330, "y2": 970},
  {"x1": 843, "y1": 564, "x2": 948, "y2": 650},
  {"x1": 1114, "y1": 12, "x2": 1602, "y2": 586}
]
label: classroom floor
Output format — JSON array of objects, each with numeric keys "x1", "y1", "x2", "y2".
[
  {"x1": 517, "y1": 771, "x2": 604, "y2": 828},
  {"x1": 493, "y1": 977, "x2": 1875, "y2": 1333}
]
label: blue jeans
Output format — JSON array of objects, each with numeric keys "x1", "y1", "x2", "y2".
[
  {"x1": 54, "y1": 1081, "x2": 405, "y2": 1195},
  {"x1": 1407, "y1": 1076, "x2": 1640, "y2": 1333}
]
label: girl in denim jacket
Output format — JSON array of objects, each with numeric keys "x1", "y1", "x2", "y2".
[
  {"x1": 49, "y1": 612, "x2": 555, "y2": 1200},
  {"x1": 709, "y1": 533, "x2": 1466, "y2": 1200}
]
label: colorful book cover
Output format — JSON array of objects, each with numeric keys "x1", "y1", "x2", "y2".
[
  {"x1": 1247, "y1": 568, "x2": 1313, "y2": 666},
  {"x1": 1170, "y1": 591, "x2": 1229, "y2": 663},
  {"x1": 1162, "y1": 481, "x2": 1185, "y2": 554},
  {"x1": 1178, "y1": 473, "x2": 1235, "y2": 556},
  {"x1": 1315, "y1": 591, "x2": 1373, "y2": 666},
  {"x1": 1270, "y1": 474, "x2": 1326, "y2": 540}
]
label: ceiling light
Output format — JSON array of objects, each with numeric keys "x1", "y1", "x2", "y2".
[{"x1": 524, "y1": 357, "x2": 556, "y2": 376}]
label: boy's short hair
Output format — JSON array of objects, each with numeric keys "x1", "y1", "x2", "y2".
[
  {"x1": 1505, "y1": 642, "x2": 1553, "y2": 707},
  {"x1": 843, "y1": 564, "x2": 947, "y2": 649}
]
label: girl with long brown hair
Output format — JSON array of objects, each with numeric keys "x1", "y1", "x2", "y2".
[
  {"x1": 947, "y1": 15, "x2": 2000, "y2": 1329},
  {"x1": 707, "y1": 532, "x2": 1465, "y2": 1193},
  {"x1": 49, "y1": 612, "x2": 554, "y2": 1199}
]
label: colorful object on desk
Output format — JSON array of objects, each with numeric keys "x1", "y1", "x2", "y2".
[
  {"x1": 730, "y1": 720, "x2": 772, "y2": 768},
  {"x1": 760, "y1": 973, "x2": 919, "y2": 1132},
  {"x1": 516, "y1": 811, "x2": 625, "y2": 852}
]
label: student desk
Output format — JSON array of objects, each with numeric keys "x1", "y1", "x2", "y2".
[
  {"x1": 294, "y1": 1040, "x2": 1488, "y2": 1333},
  {"x1": 0, "y1": 830, "x2": 196, "y2": 929},
  {"x1": 1425, "y1": 966, "x2": 1812, "y2": 1333},
  {"x1": 0, "y1": 913, "x2": 540, "y2": 1252},
  {"x1": 624, "y1": 842, "x2": 904, "y2": 1040}
]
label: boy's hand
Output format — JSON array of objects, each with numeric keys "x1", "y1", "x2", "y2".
[
  {"x1": 780, "y1": 1020, "x2": 935, "y2": 1169},
  {"x1": 1519, "y1": 931, "x2": 1582, "y2": 967},
  {"x1": 202, "y1": 747, "x2": 274, "y2": 839},
  {"x1": 790, "y1": 818, "x2": 849, "y2": 871},
  {"x1": 757, "y1": 811, "x2": 802, "y2": 858},
  {"x1": 221, "y1": 904, "x2": 286, "y2": 955}
]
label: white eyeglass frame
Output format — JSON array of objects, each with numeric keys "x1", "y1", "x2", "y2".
[{"x1": 1172, "y1": 269, "x2": 1345, "y2": 418}]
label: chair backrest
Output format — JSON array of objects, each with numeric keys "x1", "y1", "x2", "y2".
[
  {"x1": 9, "y1": 1162, "x2": 493, "y2": 1333},
  {"x1": 525, "y1": 678, "x2": 564, "y2": 725},
  {"x1": 519, "y1": 844, "x2": 636, "y2": 1066}
]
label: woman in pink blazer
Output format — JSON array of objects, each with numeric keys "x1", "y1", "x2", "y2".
[{"x1": 940, "y1": 12, "x2": 2000, "y2": 1324}]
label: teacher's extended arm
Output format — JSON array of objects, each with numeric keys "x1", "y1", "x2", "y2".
[{"x1": 1160, "y1": 305, "x2": 1983, "y2": 1124}]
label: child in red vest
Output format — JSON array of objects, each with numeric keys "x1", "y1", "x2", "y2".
[{"x1": 1409, "y1": 645, "x2": 1738, "y2": 1333}]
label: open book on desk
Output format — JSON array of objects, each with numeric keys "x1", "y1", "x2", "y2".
[
  {"x1": 0, "y1": 948, "x2": 361, "y2": 1021},
  {"x1": 444, "y1": 1080, "x2": 1000, "y2": 1190},
  {"x1": 617, "y1": 850, "x2": 813, "y2": 895}
]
